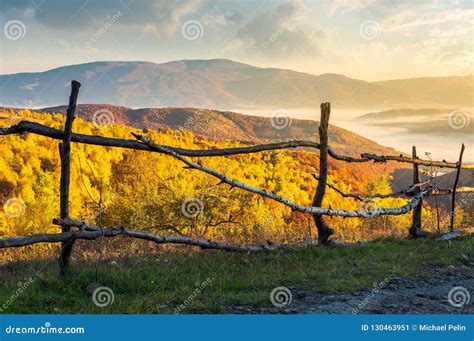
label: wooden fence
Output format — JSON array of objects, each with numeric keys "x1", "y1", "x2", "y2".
[{"x1": 0, "y1": 81, "x2": 472, "y2": 275}]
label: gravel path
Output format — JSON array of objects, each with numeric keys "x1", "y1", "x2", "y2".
[{"x1": 225, "y1": 264, "x2": 473, "y2": 314}]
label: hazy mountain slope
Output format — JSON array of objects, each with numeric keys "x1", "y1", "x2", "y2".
[
  {"x1": 36, "y1": 104, "x2": 397, "y2": 157},
  {"x1": 1, "y1": 60, "x2": 471, "y2": 110},
  {"x1": 353, "y1": 108, "x2": 473, "y2": 135},
  {"x1": 373, "y1": 76, "x2": 474, "y2": 108}
]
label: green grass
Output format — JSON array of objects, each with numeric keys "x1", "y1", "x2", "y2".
[{"x1": 0, "y1": 235, "x2": 472, "y2": 313}]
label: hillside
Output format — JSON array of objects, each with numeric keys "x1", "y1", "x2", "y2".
[
  {"x1": 34, "y1": 104, "x2": 398, "y2": 158},
  {"x1": 1, "y1": 60, "x2": 472, "y2": 110}
]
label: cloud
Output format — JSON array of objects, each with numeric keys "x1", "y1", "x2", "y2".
[
  {"x1": 19, "y1": 80, "x2": 39, "y2": 90},
  {"x1": 0, "y1": 0, "x2": 203, "y2": 36},
  {"x1": 233, "y1": 0, "x2": 323, "y2": 58},
  {"x1": 382, "y1": 8, "x2": 474, "y2": 32},
  {"x1": 327, "y1": 0, "x2": 377, "y2": 16}
]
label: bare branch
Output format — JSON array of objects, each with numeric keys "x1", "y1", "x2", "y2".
[
  {"x1": 312, "y1": 174, "x2": 364, "y2": 201},
  {"x1": 0, "y1": 219, "x2": 317, "y2": 252},
  {"x1": 431, "y1": 187, "x2": 474, "y2": 195},
  {"x1": 315, "y1": 175, "x2": 435, "y2": 201},
  {"x1": 360, "y1": 152, "x2": 472, "y2": 169},
  {"x1": 133, "y1": 133, "x2": 432, "y2": 218}
]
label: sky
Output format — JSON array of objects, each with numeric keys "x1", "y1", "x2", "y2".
[{"x1": 0, "y1": 0, "x2": 473, "y2": 81}]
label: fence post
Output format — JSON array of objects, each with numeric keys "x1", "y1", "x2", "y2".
[
  {"x1": 409, "y1": 146, "x2": 425, "y2": 238},
  {"x1": 59, "y1": 80, "x2": 81, "y2": 276},
  {"x1": 312, "y1": 102, "x2": 334, "y2": 245},
  {"x1": 450, "y1": 143, "x2": 465, "y2": 231}
]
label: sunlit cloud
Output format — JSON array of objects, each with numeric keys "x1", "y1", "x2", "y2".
[
  {"x1": 232, "y1": 0, "x2": 323, "y2": 58},
  {"x1": 327, "y1": 0, "x2": 377, "y2": 16},
  {"x1": 382, "y1": 8, "x2": 474, "y2": 32}
]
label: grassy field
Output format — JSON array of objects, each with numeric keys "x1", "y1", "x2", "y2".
[{"x1": 0, "y1": 235, "x2": 472, "y2": 314}]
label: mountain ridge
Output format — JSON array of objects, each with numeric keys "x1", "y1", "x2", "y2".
[{"x1": 1, "y1": 59, "x2": 472, "y2": 110}]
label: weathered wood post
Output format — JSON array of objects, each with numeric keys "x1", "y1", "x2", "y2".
[
  {"x1": 312, "y1": 102, "x2": 334, "y2": 245},
  {"x1": 450, "y1": 143, "x2": 465, "y2": 230},
  {"x1": 409, "y1": 146, "x2": 425, "y2": 238},
  {"x1": 59, "y1": 80, "x2": 81, "y2": 276}
]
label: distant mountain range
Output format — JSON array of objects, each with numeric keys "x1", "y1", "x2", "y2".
[
  {"x1": 1, "y1": 59, "x2": 472, "y2": 110},
  {"x1": 33, "y1": 104, "x2": 397, "y2": 157}
]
